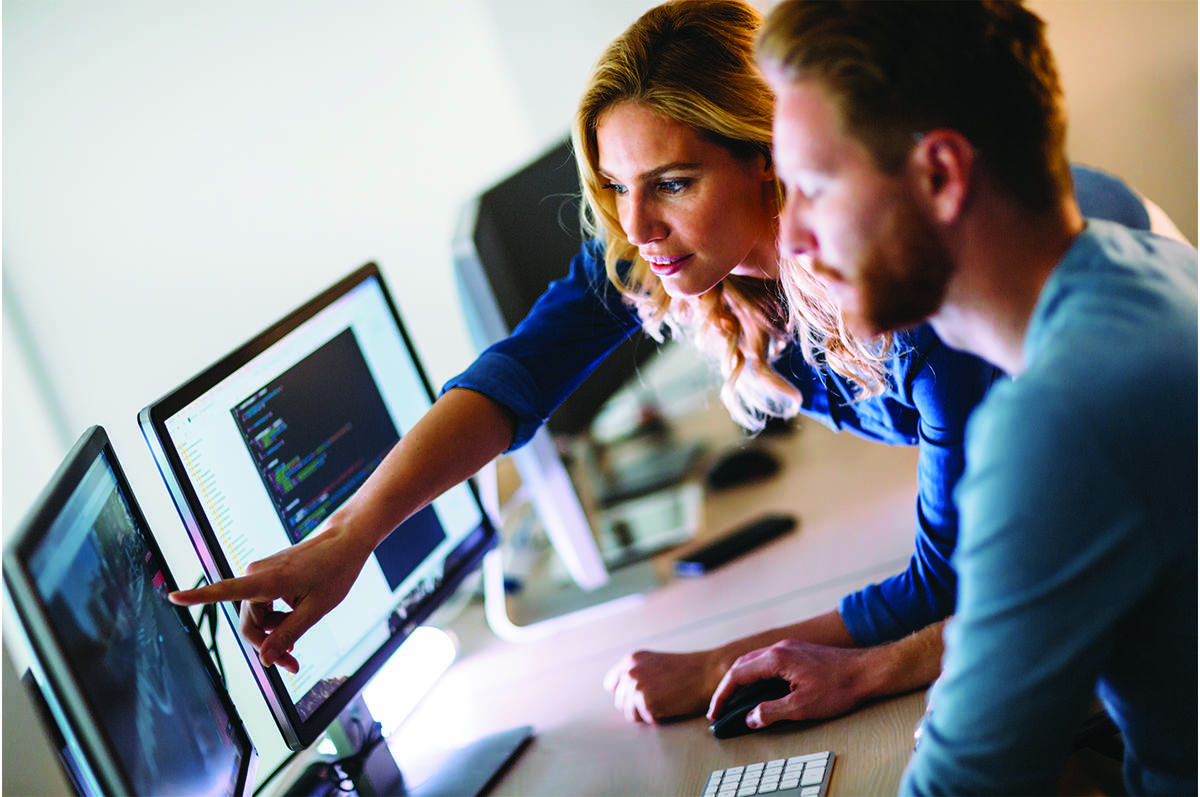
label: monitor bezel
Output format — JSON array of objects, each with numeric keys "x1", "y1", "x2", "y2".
[
  {"x1": 1, "y1": 425, "x2": 259, "y2": 797},
  {"x1": 137, "y1": 262, "x2": 498, "y2": 750}
]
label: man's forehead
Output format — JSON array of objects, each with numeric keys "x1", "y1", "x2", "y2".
[{"x1": 771, "y1": 79, "x2": 848, "y2": 175}]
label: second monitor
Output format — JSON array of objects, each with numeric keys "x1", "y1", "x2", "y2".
[{"x1": 139, "y1": 263, "x2": 499, "y2": 751}]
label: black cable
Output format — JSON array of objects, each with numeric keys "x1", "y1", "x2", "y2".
[
  {"x1": 325, "y1": 716, "x2": 388, "y2": 794},
  {"x1": 191, "y1": 577, "x2": 227, "y2": 688}
]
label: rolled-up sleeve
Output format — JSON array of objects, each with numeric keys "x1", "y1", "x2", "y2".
[{"x1": 442, "y1": 241, "x2": 643, "y2": 451}]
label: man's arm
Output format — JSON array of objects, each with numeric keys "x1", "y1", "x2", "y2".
[
  {"x1": 706, "y1": 618, "x2": 945, "y2": 727},
  {"x1": 604, "y1": 610, "x2": 946, "y2": 724}
]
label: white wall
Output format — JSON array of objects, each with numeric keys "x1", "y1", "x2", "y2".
[
  {"x1": 2, "y1": 0, "x2": 1195, "y2": 788},
  {"x1": 1033, "y1": 0, "x2": 1197, "y2": 243}
]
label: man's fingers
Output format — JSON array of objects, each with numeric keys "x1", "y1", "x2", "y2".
[
  {"x1": 707, "y1": 653, "x2": 777, "y2": 720},
  {"x1": 747, "y1": 697, "x2": 792, "y2": 729}
]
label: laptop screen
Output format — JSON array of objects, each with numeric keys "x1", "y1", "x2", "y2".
[{"x1": 3, "y1": 427, "x2": 257, "y2": 797}]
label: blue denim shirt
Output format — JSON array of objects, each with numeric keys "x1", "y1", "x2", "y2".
[{"x1": 444, "y1": 164, "x2": 1152, "y2": 644}]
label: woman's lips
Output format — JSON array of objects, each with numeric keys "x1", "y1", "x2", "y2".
[{"x1": 645, "y1": 253, "x2": 692, "y2": 277}]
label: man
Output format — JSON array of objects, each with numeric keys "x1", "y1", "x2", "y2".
[{"x1": 710, "y1": 2, "x2": 1197, "y2": 793}]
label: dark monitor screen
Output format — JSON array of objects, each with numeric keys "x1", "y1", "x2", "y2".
[
  {"x1": 137, "y1": 263, "x2": 497, "y2": 750},
  {"x1": 2, "y1": 426, "x2": 258, "y2": 797},
  {"x1": 453, "y1": 135, "x2": 655, "y2": 437}
]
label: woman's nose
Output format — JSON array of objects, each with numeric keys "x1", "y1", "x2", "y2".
[{"x1": 623, "y1": 195, "x2": 666, "y2": 246}]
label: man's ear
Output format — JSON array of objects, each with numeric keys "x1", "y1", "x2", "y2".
[{"x1": 909, "y1": 129, "x2": 974, "y2": 224}]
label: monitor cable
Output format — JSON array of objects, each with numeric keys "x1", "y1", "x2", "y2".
[{"x1": 191, "y1": 576, "x2": 227, "y2": 689}]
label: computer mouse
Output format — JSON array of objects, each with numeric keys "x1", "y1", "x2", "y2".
[
  {"x1": 705, "y1": 448, "x2": 780, "y2": 490},
  {"x1": 709, "y1": 677, "x2": 792, "y2": 739}
]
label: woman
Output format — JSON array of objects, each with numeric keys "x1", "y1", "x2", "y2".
[{"x1": 170, "y1": 0, "x2": 1162, "y2": 724}]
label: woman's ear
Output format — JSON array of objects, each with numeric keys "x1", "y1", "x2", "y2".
[
  {"x1": 761, "y1": 147, "x2": 776, "y2": 182},
  {"x1": 910, "y1": 129, "x2": 975, "y2": 224}
]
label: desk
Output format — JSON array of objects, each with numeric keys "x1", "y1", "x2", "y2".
[{"x1": 383, "y1": 414, "x2": 926, "y2": 795}]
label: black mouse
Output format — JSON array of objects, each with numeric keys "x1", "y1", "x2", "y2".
[
  {"x1": 706, "y1": 448, "x2": 781, "y2": 490},
  {"x1": 710, "y1": 677, "x2": 792, "y2": 739}
]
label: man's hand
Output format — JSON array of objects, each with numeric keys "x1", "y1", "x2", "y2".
[
  {"x1": 168, "y1": 522, "x2": 371, "y2": 674},
  {"x1": 707, "y1": 640, "x2": 876, "y2": 729},
  {"x1": 603, "y1": 649, "x2": 728, "y2": 724}
]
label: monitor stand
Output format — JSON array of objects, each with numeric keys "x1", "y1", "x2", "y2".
[{"x1": 320, "y1": 696, "x2": 531, "y2": 797}]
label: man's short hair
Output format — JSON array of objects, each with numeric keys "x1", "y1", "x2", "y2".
[{"x1": 757, "y1": 0, "x2": 1072, "y2": 211}]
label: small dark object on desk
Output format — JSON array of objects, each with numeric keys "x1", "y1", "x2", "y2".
[
  {"x1": 283, "y1": 760, "x2": 341, "y2": 797},
  {"x1": 674, "y1": 513, "x2": 797, "y2": 576},
  {"x1": 710, "y1": 677, "x2": 793, "y2": 739},
  {"x1": 706, "y1": 448, "x2": 780, "y2": 490}
]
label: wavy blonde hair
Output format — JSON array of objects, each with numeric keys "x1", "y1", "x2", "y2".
[{"x1": 572, "y1": 0, "x2": 892, "y2": 430}]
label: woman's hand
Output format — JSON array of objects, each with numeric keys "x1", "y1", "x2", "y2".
[
  {"x1": 603, "y1": 649, "x2": 728, "y2": 724},
  {"x1": 168, "y1": 519, "x2": 372, "y2": 674}
]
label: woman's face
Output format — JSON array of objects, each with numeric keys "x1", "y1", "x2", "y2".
[{"x1": 595, "y1": 101, "x2": 779, "y2": 298}]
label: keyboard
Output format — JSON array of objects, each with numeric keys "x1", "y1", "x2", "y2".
[{"x1": 701, "y1": 751, "x2": 835, "y2": 797}]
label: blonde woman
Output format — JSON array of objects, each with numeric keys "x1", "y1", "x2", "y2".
[{"x1": 172, "y1": 0, "x2": 1164, "y2": 727}]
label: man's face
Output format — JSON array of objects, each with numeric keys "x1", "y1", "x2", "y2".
[{"x1": 770, "y1": 77, "x2": 954, "y2": 337}]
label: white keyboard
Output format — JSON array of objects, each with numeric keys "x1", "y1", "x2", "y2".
[{"x1": 701, "y1": 751, "x2": 835, "y2": 797}]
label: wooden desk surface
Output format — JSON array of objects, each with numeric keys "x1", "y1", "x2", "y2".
[{"x1": 384, "y1": 415, "x2": 925, "y2": 795}]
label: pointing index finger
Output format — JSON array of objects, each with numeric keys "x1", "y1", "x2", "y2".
[{"x1": 168, "y1": 572, "x2": 274, "y2": 606}]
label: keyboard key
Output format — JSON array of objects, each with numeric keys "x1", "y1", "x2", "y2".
[{"x1": 701, "y1": 750, "x2": 834, "y2": 797}]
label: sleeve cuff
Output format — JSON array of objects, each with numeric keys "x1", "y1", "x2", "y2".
[{"x1": 441, "y1": 350, "x2": 549, "y2": 452}]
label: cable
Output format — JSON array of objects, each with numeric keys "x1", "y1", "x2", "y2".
[
  {"x1": 329, "y1": 716, "x2": 387, "y2": 793},
  {"x1": 191, "y1": 577, "x2": 227, "y2": 688}
]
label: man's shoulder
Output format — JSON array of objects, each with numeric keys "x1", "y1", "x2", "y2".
[{"x1": 1030, "y1": 222, "x2": 1197, "y2": 369}]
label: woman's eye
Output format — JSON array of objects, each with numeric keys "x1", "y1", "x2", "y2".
[
  {"x1": 603, "y1": 182, "x2": 628, "y2": 196},
  {"x1": 658, "y1": 178, "x2": 690, "y2": 195}
]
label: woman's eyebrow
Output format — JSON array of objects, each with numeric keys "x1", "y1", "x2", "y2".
[{"x1": 597, "y1": 161, "x2": 703, "y2": 183}]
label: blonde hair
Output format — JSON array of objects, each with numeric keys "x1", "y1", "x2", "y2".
[{"x1": 573, "y1": 0, "x2": 892, "y2": 431}]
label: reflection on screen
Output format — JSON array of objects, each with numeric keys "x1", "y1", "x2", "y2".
[{"x1": 27, "y1": 454, "x2": 243, "y2": 797}]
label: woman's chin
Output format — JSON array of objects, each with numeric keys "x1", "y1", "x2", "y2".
[{"x1": 658, "y1": 274, "x2": 724, "y2": 300}]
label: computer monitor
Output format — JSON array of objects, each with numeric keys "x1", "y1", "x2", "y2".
[
  {"x1": 453, "y1": 135, "x2": 656, "y2": 438},
  {"x1": 2, "y1": 425, "x2": 258, "y2": 797},
  {"x1": 452, "y1": 136, "x2": 660, "y2": 591},
  {"x1": 137, "y1": 263, "x2": 500, "y2": 752}
]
